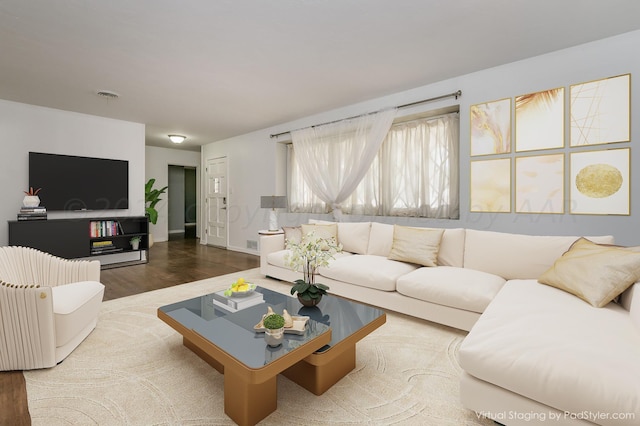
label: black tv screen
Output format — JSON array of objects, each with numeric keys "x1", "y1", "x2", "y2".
[{"x1": 29, "y1": 152, "x2": 129, "y2": 211}]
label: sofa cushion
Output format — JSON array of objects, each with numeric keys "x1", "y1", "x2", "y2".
[
  {"x1": 463, "y1": 229, "x2": 615, "y2": 280},
  {"x1": 367, "y1": 222, "x2": 394, "y2": 256},
  {"x1": 282, "y1": 226, "x2": 302, "y2": 244},
  {"x1": 388, "y1": 225, "x2": 444, "y2": 267},
  {"x1": 367, "y1": 222, "x2": 465, "y2": 267},
  {"x1": 337, "y1": 222, "x2": 371, "y2": 254},
  {"x1": 301, "y1": 223, "x2": 338, "y2": 250},
  {"x1": 318, "y1": 255, "x2": 417, "y2": 291},
  {"x1": 396, "y1": 266, "x2": 505, "y2": 313},
  {"x1": 538, "y1": 238, "x2": 640, "y2": 307},
  {"x1": 267, "y1": 249, "x2": 352, "y2": 269},
  {"x1": 459, "y1": 279, "x2": 640, "y2": 422},
  {"x1": 52, "y1": 281, "x2": 104, "y2": 347}
]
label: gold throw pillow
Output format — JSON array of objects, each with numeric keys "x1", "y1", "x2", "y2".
[
  {"x1": 538, "y1": 238, "x2": 640, "y2": 308},
  {"x1": 387, "y1": 225, "x2": 444, "y2": 267}
]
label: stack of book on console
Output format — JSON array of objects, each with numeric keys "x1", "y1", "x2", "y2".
[
  {"x1": 17, "y1": 206, "x2": 47, "y2": 221},
  {"x1": 90, "y1": 240, "x2": 123, "y2": 255},
  {"x1": 211, "y1": 290, "x2": 264, "y2": 312}
]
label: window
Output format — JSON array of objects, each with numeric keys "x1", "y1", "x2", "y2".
[{"x1": 288, "y1": 112, "x2": 459, "y2": 219}]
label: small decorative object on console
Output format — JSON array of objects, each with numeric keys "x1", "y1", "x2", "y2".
[{"x1": 22, "y1": 187, "x2": 42, "y2": 208}]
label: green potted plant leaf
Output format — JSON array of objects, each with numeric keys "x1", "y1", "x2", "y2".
[
  {"x1": 145, "y1": 178, "x2": 168, "y2": 225},
  {"x1": 145, "y1": 178, "x2": 167, "y2": 247},
  {"x1": 262, "y1": 313, "x2": 285, "y2": 347}
]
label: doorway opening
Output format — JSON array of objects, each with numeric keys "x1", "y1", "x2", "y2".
[{"x1": 168, "y1": 165, "x2": 198, "y2": 240}]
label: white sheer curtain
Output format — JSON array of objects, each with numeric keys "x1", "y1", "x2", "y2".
[
  {"x1": 290, "y1": 108, "x2": 397, "y2": 221},
  {"x1": 340, "y1": 112, "x2": 459, "y2": 218},
  {"x1": 289, "y1": 112, "x2": 459, "y2": 219}
]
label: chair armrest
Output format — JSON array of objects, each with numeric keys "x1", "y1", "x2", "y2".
[{"x1": 0, "y1": 283, "x2": 56, "y2": 370}]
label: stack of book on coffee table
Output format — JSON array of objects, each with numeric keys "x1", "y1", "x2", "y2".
[{"x1": 211, "y1": 290, "x2": 264, "y2": 312}]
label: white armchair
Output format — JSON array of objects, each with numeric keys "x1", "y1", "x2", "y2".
[{"x1": 0, "y1": 246, "x2": 104, "y2": 371}]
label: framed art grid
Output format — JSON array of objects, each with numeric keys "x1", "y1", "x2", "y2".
[
  {"x1": 470, "y1": 98, "x2": 511, "y2": 156},
  {"x1": 569, "y1": 148, "x2": 630, "y2": 215}
]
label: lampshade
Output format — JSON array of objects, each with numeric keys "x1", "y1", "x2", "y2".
[
  {"x1": 168, "y1": 134, "x2": 186, "y2": 144},
  {"x1": 260, "y1": 195, "x2": 287, "y2": 209}
]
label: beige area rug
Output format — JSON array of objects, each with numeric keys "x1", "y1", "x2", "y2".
[{"x1": 25, "y1": 269, "x2": 492, "y2": 426}]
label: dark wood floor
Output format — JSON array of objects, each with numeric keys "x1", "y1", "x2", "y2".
[{"x1": 0, "y1": 237, "x2": 259, "y2": 426}]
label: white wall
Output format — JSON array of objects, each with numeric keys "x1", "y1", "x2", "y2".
[
  {"x1": 203, "y1": 29, "x2": 640, "y2": 251},
  {"x1": 0, "y1": 99, "x2": 145, "y2": 245},
  {"x1": 145, "y1": 146, "x2": 201, "y2": 242}
]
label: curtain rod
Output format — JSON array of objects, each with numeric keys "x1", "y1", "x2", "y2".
[{"x1": 269, "y1": 89, "x2": 462, "y2": 139}]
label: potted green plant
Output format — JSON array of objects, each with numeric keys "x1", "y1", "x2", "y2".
[
  {"x1": 145, "y1": 178, "x2": 167, "y2": 247},
  {"x1": 130, "y1": 236, "x2": 142, "y2": 250},
  {"x1": 262, "y1": 313, "x2": 285, "y2": 347},
  {"x1": 145, "y1": 178, "x2": 168, "y2": 225},
  {"x1": 285, "y1": 231, "x2": 341, "y2": 307}
]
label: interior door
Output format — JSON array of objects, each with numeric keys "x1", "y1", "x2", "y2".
[{"x1": 206, "y1": 157, "x2": 227, "y2": 247}]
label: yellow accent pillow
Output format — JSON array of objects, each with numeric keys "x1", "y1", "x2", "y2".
[
  {"x1": 301, "y1": 223, "x2": 338, "y2": 250},
  {"x1": 538, "y1": 238, "x2": 640, "y2": 308},
  {"x1": 387, "y1": 225, "x2": 444, "y2": 267}
]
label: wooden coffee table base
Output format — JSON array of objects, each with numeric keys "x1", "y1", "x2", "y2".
[
  {"x1": 177, "y1": 329, "x2": 330, "y2": 426},
  {"x1": 282, "y1": 344, "x2": 356, "y2": 395}
]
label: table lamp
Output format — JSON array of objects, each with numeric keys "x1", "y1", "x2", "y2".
[{"x1": 261, "y1": 195, "x2": 287, "y2": 231}]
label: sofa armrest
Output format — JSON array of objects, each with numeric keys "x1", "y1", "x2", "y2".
[
  {"x1": 260, "y1": 234, "x2": 285, "y2": 275},
  {"x1": 620, "y1": 282, "x2": 640, "y2": 330}
]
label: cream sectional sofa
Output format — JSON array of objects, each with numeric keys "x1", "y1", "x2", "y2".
[{"x1": 259, "y1": 221, "x2": 640, "y2": 425}]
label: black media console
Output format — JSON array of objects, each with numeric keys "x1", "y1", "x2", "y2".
[{"x1": 8, "y1": 216, "x2": 149, "y2": 268}]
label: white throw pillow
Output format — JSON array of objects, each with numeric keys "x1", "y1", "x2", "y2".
[
  {"x1": 337, "y1": 222, "x2": 371, "y2": 254},
  {"x1": 367, "y1": 222, "x2": 394, "y2": 256}
]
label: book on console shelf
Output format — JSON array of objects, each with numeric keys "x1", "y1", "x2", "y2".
[
  {"x1": 211, "y1": 290, "x2": 264, "y2": 311},
  {"x1": 90, "y1": 240, "x2": 119, "y2": 254},
  {"x1": 17, "y1": 205, "x2": 47, "y2": 220},
  {"x1": 91, "y1": 245, "x2": 123, "y2": 255},
  {"x1": 89, "y1": 220, "x2": 122, "y2": 238}
]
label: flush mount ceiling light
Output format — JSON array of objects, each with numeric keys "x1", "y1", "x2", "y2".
[
  {"x1": 96, "y1": 90, "x2": 120, "y2": 99},
  {"x1": 168, "y1": 134, "x2": 186, "y2": 144}
]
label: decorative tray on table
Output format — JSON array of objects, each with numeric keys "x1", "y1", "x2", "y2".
[{"x1": 254, "y1": 313, "x2": 310, "y2": 335}]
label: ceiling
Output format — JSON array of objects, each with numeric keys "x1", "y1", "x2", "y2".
[{"x1": 2, "y1": 1, "x2": 640, "y2": 152}]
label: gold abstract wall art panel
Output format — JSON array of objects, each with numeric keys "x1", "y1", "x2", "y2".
[
  {"x1": 515, "y1": 87, "x2": 564, "y2": 152},
  {"x1": 570, "y1": 148, "x2": 630, "y2": 215},
  {"x1": 570, "y1": 74, "x2": 630, "y2": 147},
  {"x1": 470, "y1": 98, "x2": 511, "y2": 156},
  {"x1": 470, "y1": 158, "x2": 511, "y2": 212},
  {"x1": 515, "y1": 154, "x2": 564, "y2": 214}
]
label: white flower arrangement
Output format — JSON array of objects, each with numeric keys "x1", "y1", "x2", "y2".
[{"x1": 284, "y1": 231, "x2": 342, "y2": 286}]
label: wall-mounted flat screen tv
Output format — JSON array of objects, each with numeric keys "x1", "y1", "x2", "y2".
[{"x1": 29, "y1": 152, "x2": 129, "y2": 211}]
